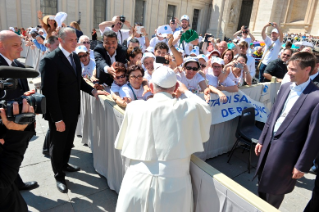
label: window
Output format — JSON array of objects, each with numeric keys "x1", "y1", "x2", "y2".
[
  {"x1": 94, "y1": 0, "x2": 107, "y2": 29},
  {"x1": 167, "y1": 5, "x2": 176, "y2": 25},
  {"x1": 40, "y1": 0, "x2": 58, "y2": 16},
  {"x1": 134, "y1": 0, "x2": 146, "y2": 25},
  {"x1": 192, "y1": 9, "x2": 200, "y2": 31}
]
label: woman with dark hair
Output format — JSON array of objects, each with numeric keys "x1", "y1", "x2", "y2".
[
  {"x1": 221, "y1": 49, "x2": 234, "y2": 65},
  {"x1": 37, "y1": 10, "x2": 57, "y2": 38},
  {"x1": 92, "y1": 29, "x2": 97, "y2": 40},
  {"x1": 127, "y1": 46, "x2": 143, "y2": 67},
  {"x1": 21, "y1": 28, "x2": 27, "y2": 37},
  {"x1": 119, "y1": 65, "x2": 152, "y2": 102},
  {"x1": 219, "y1": 53, "x2": 252, "y2": 86},
  {"x1": 110, "y1": 62, "x2": 129, "y2": 107}
]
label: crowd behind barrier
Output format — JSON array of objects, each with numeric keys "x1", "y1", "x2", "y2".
[{"x1": 76, "y1": 81, "x2": 279, "y2": 211}]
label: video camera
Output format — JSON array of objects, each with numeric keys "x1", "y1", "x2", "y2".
[{"x1": 0, "y1": 66, "x2": 46, "y2": 125}]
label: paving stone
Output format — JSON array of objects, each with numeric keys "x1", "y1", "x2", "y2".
[
  {"x1": 71, "y1": 189, "x2": 118, "y2": 212},
  {"x1": 43, "y1": 203, "x2": 74, "y2": 212}
]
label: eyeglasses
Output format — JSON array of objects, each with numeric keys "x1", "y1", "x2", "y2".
[
  {"x1": 78, "y1": 54, "x2": 88, "y2": 59},
  {"x1": 185, "y1": 66, "x2": 199, "y2": 71},
  {"x1": 200, "y1": 64, "x2": 206, "y2": 68},
  {"x1": 283, "y1": 54, "x2": 291, "y2": 57},
  {"x1": 130, "y1": 75, "x2": 143, "y2": 80},
  {"x1": 115, "y1": 74, "x2": 126, "y2": 80},
  {"x1": 82, "y1": 41, "x2": 90, "y2": 44},
  {"x1": 212, "y1": 66, "x2": 223, "y2": 69}
]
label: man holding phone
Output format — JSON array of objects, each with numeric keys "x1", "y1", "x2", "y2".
[
  {"x1": 98, "y1": 16, "x2": 133, "y2": 45},
  {"x1": 169, "y1": 18, "x2": 181, "y2": 33},
  {"x1": 127, "y1": 23, "x2": 150, "y2": 52}
]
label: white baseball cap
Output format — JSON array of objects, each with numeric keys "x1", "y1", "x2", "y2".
[
  {"x1": 9, "y1": 27, "x2": 14, "y2": 31},
  {"x1": 271, "y1": 29, "x2": 279, "y2": 34},
  {"x1": 141, "y1": 52, "x2": 156, "y2": 64},
  {"x1": 211, "y1": 57, "x2": 225, "y2": 66},
  {"x1": 189, "y1": 49, "x2": 199, "y2": 56},
  {"x1": 180, "y1": 15, "x2": 189, "y2": 21},
  {"x1": 75, "y1": 45, "x2": 88, "y2": 54},
  {"x1": 183, "y1": 56, "x2": 200, "y2": 68},
  {"x1": 145, "y1": 46, "x2": 154, "y2": 53},
  {"x1": 208, "y1": 49, "x2": 221, "y2": 58},
  {"x1": 157, "y1": 25, "x2": 173, "y2": 38},
  {"x1": 197, "y1": 54, "x2": 208, "y2": 62},
  {"x1": 152, "y1": 66, "x2": 177, "y2": 88}
]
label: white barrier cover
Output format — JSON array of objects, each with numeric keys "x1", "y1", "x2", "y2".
[{"x1": 207, "y1": 90, "x2": 270, "y2": 125}]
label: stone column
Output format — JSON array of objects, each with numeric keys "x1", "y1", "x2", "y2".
[{"x1": 207, "y1": 0, "x2": 226, "y2": 39}]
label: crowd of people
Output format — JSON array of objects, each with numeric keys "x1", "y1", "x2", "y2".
[{"x1": 1, "y1": 9, "x2": 319, "y2": 212}]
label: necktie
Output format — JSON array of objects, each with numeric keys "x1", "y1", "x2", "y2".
[{"x1": 69, "y1": 54, "x2": 77, "y2": 75}]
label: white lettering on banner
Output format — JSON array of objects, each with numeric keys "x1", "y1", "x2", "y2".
[{"x1": 206, "y1": 90, "x2": 270, "y2": 125}]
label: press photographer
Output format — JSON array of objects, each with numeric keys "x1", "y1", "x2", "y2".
[
  {"x1": 0, "y1": 67, "x2": 44, "y2": 212},
  {"x1": 0, "y1": 30, "x2": 40, "y2": 200}
]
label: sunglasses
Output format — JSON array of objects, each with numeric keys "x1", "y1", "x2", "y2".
[
  {"x1": 115, "y1": 74, "x2": 126, "y2": 80},
  {"x1": 185, "y1": 66, "x2": 199, "y2": 71},
  {"x1": 283, "y1": 54, "x2": 291, "y2": 57},
  {"x1": 200, "y1": 64, "x2": 206, "y2": 68},
  {"x1": 82, "y1": 41, "x2": 90, "y2": 44},
  {"x1": 78, "y1": 54, "x2": 88, "y2": 59},
  {"x1": 130, "y1": 75, "x2": 143, "y2": 80}
]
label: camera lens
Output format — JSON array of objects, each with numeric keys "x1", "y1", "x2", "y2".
[{"x1": 24, "y1": 94, "x2": 46, "y2": 114}]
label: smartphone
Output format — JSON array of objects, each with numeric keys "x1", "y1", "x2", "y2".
[
  {"x1": 156, "y1": 56, "x2": 169, "y2": 64},
  {"x1": 269, "y1": 22, "x2": 273, "y2": 26},
  {"x1": 235, "y1": 63, "x2": 243, "y2": 69},
  {"x1": 171, "y1": 16, "x2": 175, "y2": 24},
  {"x1": 136, "y1": 26, "x2": 144, "y2": 34},
  {"x1": 205, "y1": 34, "x2": 212, "y2": 42}
]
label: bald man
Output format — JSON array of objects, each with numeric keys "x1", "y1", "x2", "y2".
[
  {"x1": 0, "y1": 30, "x2": 38, "y2": 191},
  {"x1": 218, "y1": 41, "x2": 228, "y2": 55}
]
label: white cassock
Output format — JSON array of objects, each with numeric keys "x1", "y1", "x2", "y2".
[{"x1": 115, "y1": 91, "x2": 212, "y2": 212}]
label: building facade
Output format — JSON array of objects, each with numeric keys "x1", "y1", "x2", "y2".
[{"x1": 0, "y1": 0, "x2": 318, "y2": 41}]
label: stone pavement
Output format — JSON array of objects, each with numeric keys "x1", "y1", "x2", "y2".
[{"x1": 206, "y1": 149, "x2": 316, "y2": 212}]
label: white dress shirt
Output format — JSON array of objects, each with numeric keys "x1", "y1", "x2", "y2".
[
  {"x1": 0, "y1": 53, "x2": 13, "y2": 66},
  {"x1": 59, "y1": 44, "x2": 73, "y2": 65},
  {"x1": 0, "y1": 53, "x2": 12, "y2": 98},
  {"x1": 274, "y1": 78, "x2": 310, "y2": 133},
  {"x1": 103, "y1": 51, "x2": 117, "y2": 74}
]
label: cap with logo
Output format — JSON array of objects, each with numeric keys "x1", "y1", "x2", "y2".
[{"x1": 75, "y1": 45, "x2": 88, "y2": 54}]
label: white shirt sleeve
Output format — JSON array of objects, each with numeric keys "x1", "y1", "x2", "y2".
[
  {"x1": 104, "y1": 64, "x2": 109, "y2": 74},
  {"x1": 206, "y1": 74, "x2": 218, "y2": 87},
  {"x1": 222, "y1": 77, "x2": 236, "y2": 87},
  {"x1": 264, "y1": 36, "x2": 271, "y2": 46},
  {"x1": 196, "y1": 73, "x2": 205, "y2": 84},
  {"x1": 100, "y1": 26, "x2": 112, "y2": 36},
  {"x1": 111, "y1": 82, "x2": 121, "y2": 93}
]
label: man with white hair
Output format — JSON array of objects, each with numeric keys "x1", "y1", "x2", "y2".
[
  {"x1": 78, "y1": 35, "x2": 94, "y2": 60},
  {"x1": 98, "y1": 16, "x2": 133, "y2": 45},
  {"x1": 75, "y1": 45, "x2": 96, "y2": 79},
  {"x1": 114, "y1": 66, "x2": 211, "y2": 212},
  {"x1": 258, "y1": 22, "x2": 283, "y2": 82}
]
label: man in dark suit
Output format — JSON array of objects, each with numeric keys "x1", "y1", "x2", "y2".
[
  {"x1": 254, "y1": 52, "x2": 319, "y2": 209},
  {"x1": 0, "y1": 30, "x2": 38, "y2": 191},
  {"x1": 94, "y1": 30, "x2": 127, "y2": 86},
  {"x1": 304, "y1": 54, "x2": 319, "y2": 212},
  {"x1": 40, "y1": 27, "x2": 108, "y2": 193}
]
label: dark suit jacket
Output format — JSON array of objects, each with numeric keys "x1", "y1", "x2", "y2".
[
  {"x1": 256, "y1": 81, "x2": 319, "y2": 195},
  {"x1": 94, "y1": 43, "x2": 127, "y2": 86},
  {"x1": 0, "y1": 55, "x2": 29, "y2": 100},
  {"x1": 312, "y1": 73, "x2": 319, "y2": 86},
  {"x1": 39, "y1": 47, "x2": 94, "y2": 123}
]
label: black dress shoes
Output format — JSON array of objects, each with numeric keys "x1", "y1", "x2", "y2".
[
  {"x1": 18, "y1": 181, "x2": 38, "y2": 190},
  {"x1": 56, "y1": 180, "x2": 68, "y2": 193},
  {"x1": 63, "y1": 164, "x2": 81, "y2": 172}
]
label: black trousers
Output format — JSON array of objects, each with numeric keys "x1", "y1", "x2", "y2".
[
  {"x1": 304, "y1": 172, "x2": 319, "y2": 212},
  {"x1": 43, "y1": 128, "x2": 50, "y2": 152},
  {"x1": 48, "y1": 118, "x2": 78, "y2": 181},
  {"x1": 258, "y1": 191, "x2": 285, "y2": 209}
]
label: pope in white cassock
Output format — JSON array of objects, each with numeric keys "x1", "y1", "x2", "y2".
[{"x1": 114, "y1": 66, "x2": 212, "y2": 212}]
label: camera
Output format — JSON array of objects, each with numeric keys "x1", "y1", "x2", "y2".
[
  {"x1": 0, "y1": 66, "x2": 45, "y2": 125},
  {"x1": 120, "y1": 16, "x2": 125, "y2": 23}
]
